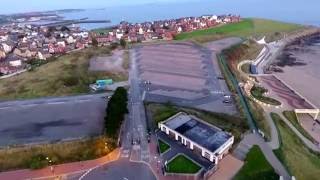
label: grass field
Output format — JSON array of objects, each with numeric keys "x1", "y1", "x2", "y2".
[
  {"x1": 147, "y1": 103, "x2": 248, "y2": 144},
  {"x1": 166, "y1": 154, "x2": 201, "y2": 174},
  {"x1": 251, "y1": 86, "x2": 281, "y2": 106},
  {"x1": 271, "y1": 113, "x2": 320, "y2": 180},
  {"x1": 282, "y1": 111, "x2": 316, "y2": 142},
  {"x1": 174, "y1": 18, "x2": 302, "y2": 43},
  {"x1": 158, "y1": 139, "x2": 170, "y2": 154},
  {"x1": 0, "y1": 136, "x2": 116, "y2": 171},
  {"x1": 0, "y1": 47, "x2": 128, "y2": 100},
  {"x1": 234, "y1": 145, "x2": 279, "y2": 180}
]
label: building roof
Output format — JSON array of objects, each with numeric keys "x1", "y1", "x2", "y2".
[{"x1": 164, "y1": 113, "x2": 232, "y2": 153}]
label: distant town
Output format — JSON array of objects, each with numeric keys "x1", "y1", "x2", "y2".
[{"x1": 0, "y1": 14, "x2": 240, "y2": 76}]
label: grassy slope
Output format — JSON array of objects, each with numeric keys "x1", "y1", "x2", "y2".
[
  {"x1": 234, "y1": 145, "x2": 279, "y2": 180},
  {"x1": 0, "y1": 47, "x2": 127, "y2": 100},
  {"x1": 271, "y1": 113, "x2": 320, "y2": 180},
  {"x1": 166, "y1": 154, "x2": 201, "y2": 174},
  {"x1": 175, "y1": 18, "x2": 302, "y2": 43},
  {"x1": 283, "y1": 111, "x2": 316, "y2": 142},
  {"x1": 0, "y1": 136, "x2": 116, "y2": 171}
]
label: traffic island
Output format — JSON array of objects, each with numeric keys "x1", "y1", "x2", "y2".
[
  {"x1": 165, "y1": 154, "x2": 202, "y2": 174},
  {"x1": 158, "y1": 139, "x2": 170, "y2": 154}
]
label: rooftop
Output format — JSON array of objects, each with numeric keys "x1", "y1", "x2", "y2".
[{"x1": 164, "y1": 113, "x2": 232, "y2": 153}]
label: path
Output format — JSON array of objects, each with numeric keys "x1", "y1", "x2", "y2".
[{"x1": 233, "y1": 133, "x2": 290, "y2": 179}]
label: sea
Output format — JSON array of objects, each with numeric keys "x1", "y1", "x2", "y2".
[{"x1": 53, "y1": 0, "x2": 320, "y2": 30}]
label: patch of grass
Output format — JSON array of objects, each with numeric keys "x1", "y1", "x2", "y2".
[
  {"x1": 250, "y1": 85, "x2": 281, "y2": 106},
  {"x1": 158, "y1": 139, "x2": 170, "y2": 154},
  {"x1": 271, "y1": 112, "x2": 320, "y2": 180},
  {"x1": 283, "y1": 111, "x2": 316, "y2": 143},
  {"x1": 247, "y1": 98, "x2": 271, "y2": 141},
  {"x1": 234, "y1": 145, "x2": 279, "y2": 180},
  {"x1": 147, "y1": 103, "x2": 179, "y2": 124},
  {"x1": 0, "y1": 136, "x2": 116, "y2": 171},
  {"x1": 166, "y1": 154, "x2": 201, "y2": 174},
  {"x1": 0, "y1": 47, "x2": 127, "y2": 100},
  {"x1": 175, "y1": 18, "x2": 302, "y2": 43}
]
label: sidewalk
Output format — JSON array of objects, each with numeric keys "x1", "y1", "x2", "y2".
[{"x1": 0, "y1": 148, "x2": 120, "y2": 180}]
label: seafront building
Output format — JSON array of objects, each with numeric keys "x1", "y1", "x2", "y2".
[{"x1": 159, "y1": 112, "x2": 234, "y2": 164}]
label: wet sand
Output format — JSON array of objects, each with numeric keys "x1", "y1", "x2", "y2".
[{"x1": 273, "y1": 33, "x2": 320, "y2": 108}]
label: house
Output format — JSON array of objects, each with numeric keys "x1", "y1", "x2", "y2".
[
  {"x1": 0, "y1": 50, "x2": 6, "y2": 59},
  {"x1": 1, "y1": 42, "x2": 13, "y2": 53},
  {"x1": 38, "y1": 50, "x2": 52, "y2": 60}
]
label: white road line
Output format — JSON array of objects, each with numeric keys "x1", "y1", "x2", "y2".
[{"x1": 47, "y1": 102, "x2": 66, "y2": 105}]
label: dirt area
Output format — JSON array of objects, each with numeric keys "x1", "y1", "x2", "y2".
[
  {"x1": 89, "y1": 50, "x2": 125, "y2": 72},
  {"x1": 208, "y1": 155, "x2": 243, "y2": 180}
]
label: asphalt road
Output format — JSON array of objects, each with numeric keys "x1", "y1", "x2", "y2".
[
  {"x1": 82, "y1": 159, "x2": 156, "y2": 180},
  {"x1": 0, "y1": 93, "x2": 110, "y2": 147}
]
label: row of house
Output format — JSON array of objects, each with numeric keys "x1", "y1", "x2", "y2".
[
  {"x1": 93, "y1": 14, "x2": 241, "y2": 44},
  {"x1": 0, "y1": 14, "x2": 241, "y2": 75},
  {"x1": 0, "y1": 23, "x2": 90, "y2": 75}
]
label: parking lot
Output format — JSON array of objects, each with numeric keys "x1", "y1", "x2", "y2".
[
  {"x1": 0, "y1": 94, "x2": 107, "y2": 147},
  {"x1": 132, "y1": 40, "x2": 239, "y2": 114}
]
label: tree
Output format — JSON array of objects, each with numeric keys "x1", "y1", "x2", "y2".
[
  {"x1": 92, "y1": 37, "x2": 98, "y2": 47},
  {"x1": 104, "y1": 87, "x2": 128, "y2": 137},
  {"x1": 120, "y1": 38, "x2": 127, "y2": 48}
]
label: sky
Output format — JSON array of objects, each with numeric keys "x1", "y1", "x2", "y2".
[{"x1": 0, "y1": 0, "x2": 196, "y2": 14}]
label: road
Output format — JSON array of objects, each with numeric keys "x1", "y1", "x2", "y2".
[{"x1": 81, "y1": 49, "x2": 156, "y2": 180}]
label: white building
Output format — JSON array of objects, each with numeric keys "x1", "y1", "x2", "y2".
[{"x1": 159, "y1": 112, "x2": 234, "y2": 165}]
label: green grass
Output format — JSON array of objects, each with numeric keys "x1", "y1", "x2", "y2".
[
  {"x1": 234, "y1": 145, "x2": 279, "y2": 180},
  {"x1": 174, "y1": 18, "x2": 302, "y2": 43},
  {"x1": 271, "y1": 113, "x2": 320, "y2": 180},
  {"x1": 166, "y1": 154, "x2": 201, "y2": 174},
  {"x1": 158, "y1": 139, "x2": 170, "y2": 154},
  {"x1": 283, "y1": 111, "x2": 316, "y2": 143},
  {"x1": 0, "y1": 47, "x2": 128, "y2": 100},
  {"x1": 250, "y1": 85, "x2": 281, "y2": 106},
  {"x1": 147, "y1": 103, "x2": 179, "y2": 123}
]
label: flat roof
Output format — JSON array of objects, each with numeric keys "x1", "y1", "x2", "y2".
[{"x1": 164, "y1": 113, "x2": 232, "y2": 153}]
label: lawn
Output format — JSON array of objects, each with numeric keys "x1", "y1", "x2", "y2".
[
  {"x1": 147, "y1": 103, "x2": 179, "y2": 124},
  {"x1": 174, "y1": 18, "x2": 302, "y2": 43},
  {"x1": 166, "y1": 154, "x2": 201, "y2": 174},
  {"x1": 0, "y1": 47, "x2": 128, "y2": 100},
  {"x1": 250, "y1": 85, "x2": 281, "y2": 106},
  {"x1": 158, "y1": 139, "x2": 170, "y2": 154},
  {"x1": 282, "y1": 111, "x2": 316, "y2": 142},
  {"x1": 234, "y1": 145, "x2": 279, "y2": 180},
  {"x1": 271, "y1": 113, "x2": 320, "y2": 180}
]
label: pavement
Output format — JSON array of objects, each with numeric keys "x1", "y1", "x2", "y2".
[{"x1": 0, "y1": 93, "x2": 111, "y2": 147}]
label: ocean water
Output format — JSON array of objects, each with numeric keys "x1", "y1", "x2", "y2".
[{"x1": 57, "y1": 0, "x2": 320, "y2": 30}]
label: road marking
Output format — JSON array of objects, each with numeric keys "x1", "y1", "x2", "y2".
[{"x1": 47, "y1": 101, "x2": 66, "y2": 105}]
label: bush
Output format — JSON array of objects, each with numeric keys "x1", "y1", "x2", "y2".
[{"x1": 28, "y1": 154, "x2": 48, "y2": 169}]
